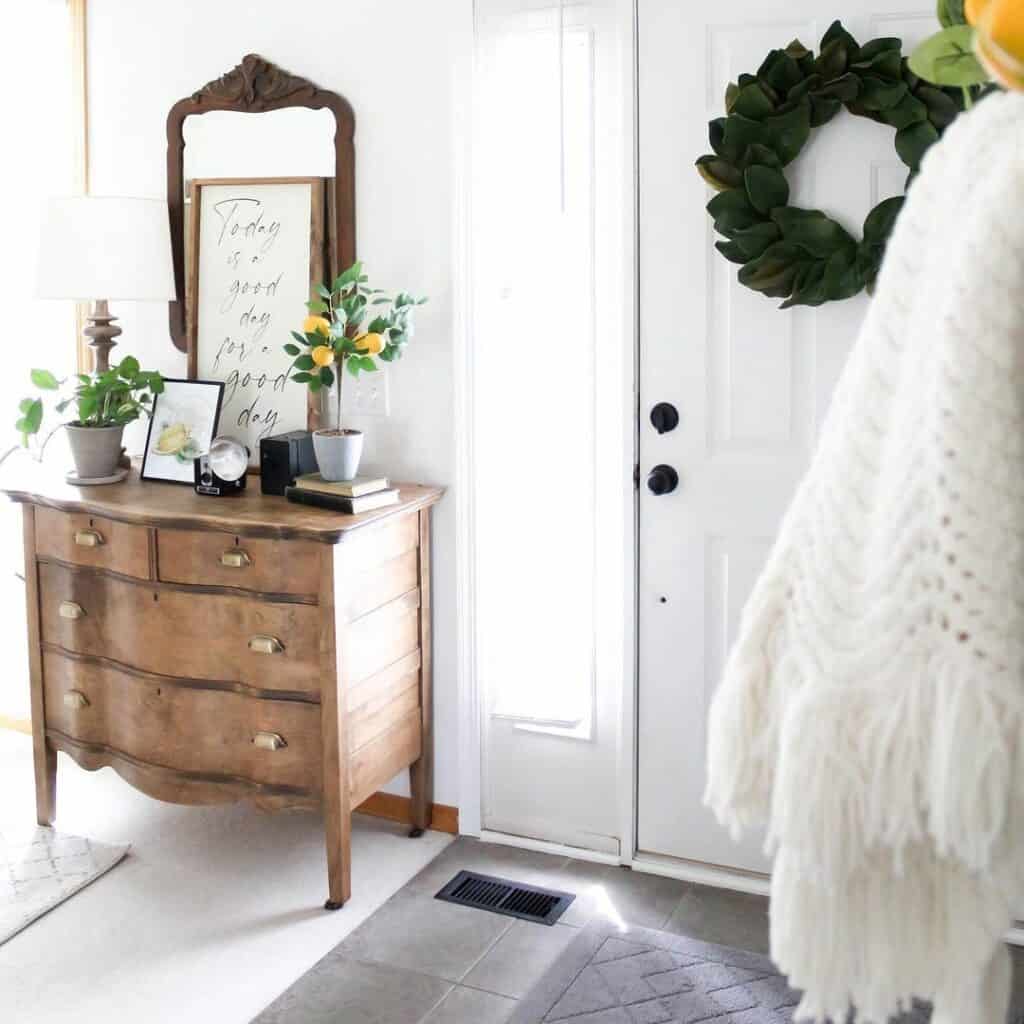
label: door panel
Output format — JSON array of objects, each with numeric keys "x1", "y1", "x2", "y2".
[{"x1": 636, "y1": 2, "x2": 935, "y2": 872}]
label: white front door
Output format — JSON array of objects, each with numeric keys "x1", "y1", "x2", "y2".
[{"x1": 636, "y1": 2, "x2": 937, "y2": 872}]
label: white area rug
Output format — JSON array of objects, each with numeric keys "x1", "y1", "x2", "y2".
[{"x1": 1, "y1": 825, "x2": 129, "y2": 945}]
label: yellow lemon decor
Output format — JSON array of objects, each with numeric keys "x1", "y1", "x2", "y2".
[
  {"x1": 354, "y1": 333, "x2": 384, "y2": 355},
  {"x1": 970, "y1": 0, "x2": 1024, "y2": 90},
  {"x1": 154, "y1": 423, "x2": 190, "y2": 455},
  {"x1": 311, "y1": 345, "x2": 335, "y2": 368},
  {"x1": 302, "y1": 315, "x2": 331, "y2": 338}
]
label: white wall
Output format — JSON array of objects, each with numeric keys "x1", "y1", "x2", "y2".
[{"x1": 86, "y1": 0, "x2": 470, "y2": 807}]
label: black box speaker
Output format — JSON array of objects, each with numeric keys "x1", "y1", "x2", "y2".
[{"x1": 259, "y1": 430, "x2": 317, "y2": 496}]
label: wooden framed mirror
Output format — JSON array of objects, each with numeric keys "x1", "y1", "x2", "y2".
[{"x1": 165, "y1": 54, "x2": 355, "y2": 354}]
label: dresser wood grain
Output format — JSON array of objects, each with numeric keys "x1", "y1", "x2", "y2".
[{"x1": 7, "y1": 468, "x2": 443, "y2": 909}]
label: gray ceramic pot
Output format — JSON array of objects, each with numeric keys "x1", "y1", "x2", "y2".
[
  {"x1": 66, "y1": 423, "x2": 125, "y2": 480},
  {"x1": 312, "y1": 429, "x2": 363, "y2": 482}
]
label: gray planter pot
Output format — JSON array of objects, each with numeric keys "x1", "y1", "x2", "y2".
[
  {"x1": 313, "y1": 429, "x2": 363, "y2": 482},
  {"x1": 66, "y1": 423, "x2": 125, "y2": 480}
]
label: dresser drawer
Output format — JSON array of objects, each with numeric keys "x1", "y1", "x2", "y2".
[
  {"x1": 42, "y1": 650, "x2": 321, "y2": 794},
  {"x1": 38, "y1": 562, "x2": 323, "y2": 698},
  {"x1": 157, "y1": 528, "x2": 321, "y2": 598},
  {"x1": 34, "y1": 506, "x2": 150, "y2": 579}
]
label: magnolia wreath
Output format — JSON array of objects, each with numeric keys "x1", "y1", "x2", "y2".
[{"x1": 697, "y1": 20, "x2": 967, "y2": 307}]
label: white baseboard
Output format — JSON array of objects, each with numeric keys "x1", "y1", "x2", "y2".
[{"x1": 478, "y1": 829, "x2": 621, "y2": 867}]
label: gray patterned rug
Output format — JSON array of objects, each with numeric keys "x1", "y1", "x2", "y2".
[
  {"x1": 1, "y1": 825, "x2": 129, "y2": 945},
  {"x1": 509, "y1": 920, "x2": 928, "y2": 1024}
]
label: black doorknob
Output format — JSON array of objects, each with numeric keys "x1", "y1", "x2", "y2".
[
  {"x1": 650, "y1": 402, "x2": 679, "y2": 434},
  {"x1": 647, "y1": 464, "x2": 679, "y2": 495}
]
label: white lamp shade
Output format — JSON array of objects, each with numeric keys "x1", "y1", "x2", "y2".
[{"x1": 36, "y1": 196, "x2": 176, "y2": 301}]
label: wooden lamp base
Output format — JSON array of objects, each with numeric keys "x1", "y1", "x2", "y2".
[{"x1": 83, "y1": 299, "x2": 121, "y2": 373}]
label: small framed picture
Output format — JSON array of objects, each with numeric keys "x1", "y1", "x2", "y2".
[{"x1": 141, "y1": 378, "x2": 225, "y2": 485}]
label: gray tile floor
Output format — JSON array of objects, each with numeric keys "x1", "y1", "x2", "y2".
[{"x1": 253, "y1": 837, "x2": 1024, "y2": 1024}]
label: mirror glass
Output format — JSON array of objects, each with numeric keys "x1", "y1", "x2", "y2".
[{"x1": 182, "y1": 107, "x2": 335, "y2": 179}]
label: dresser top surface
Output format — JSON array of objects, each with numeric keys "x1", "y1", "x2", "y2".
[{"x1": 1, "y1": 465, "x2": 443, "y2": 543}]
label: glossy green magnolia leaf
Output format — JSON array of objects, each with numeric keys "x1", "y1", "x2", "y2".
[
  {"x1": 715, "y1": 240, "x2": 748, "y2": 264},
  {"x1": 744, "y1": 165, "x2": 790, "y2": 214},
  {"x1": 895, "y1": 118, "x2": 940, "y2": 170},
  {"x1": 909, "y1": 27, "x2": 987, "y2": 88},
  {"x1": 731, "y1": 82, "x2": 775, "y2": 120},
  {"x1": 696, "y1": 154, "x2": 743, "y2": 191},
  {"x1": 731, "y1": 221, "x2": 782, "y2": 260},
  {"x1": 763, "y1": 101, "x2": 811, "y2": 165},
  {"x1": 772, "y1": 207, "x2": 857, "y2": 258},
  {"x1": 738, "y1": 241, "x2": 803, "y2": 297}
]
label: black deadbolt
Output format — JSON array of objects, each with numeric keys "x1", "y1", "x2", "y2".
[
  {"x1": 650, "y1": 402, "x2": 679, "y2": 434},
  {"x1": 647, "y1": 465, "x2": 679, "y2": 495}
]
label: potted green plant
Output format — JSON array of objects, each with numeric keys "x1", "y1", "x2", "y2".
[
  {"x1": 17, "y1": 356, "x2": 165, "y2": 480},
  {"x1": 285, "y1": 260, "x2": 426, "y2": 482}
]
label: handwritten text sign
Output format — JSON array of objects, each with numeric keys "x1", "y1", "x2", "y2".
[{"x1": 194, "y1": 181, "x2": 314, "y2": 461}]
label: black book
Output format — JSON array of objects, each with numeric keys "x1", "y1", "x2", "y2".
[{"x1": 284, "y1": 485, "x2": 400, "y2": 515}]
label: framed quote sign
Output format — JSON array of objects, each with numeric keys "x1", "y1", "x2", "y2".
[{"x1": 187, "y1": 177, "x2": 327, "y2": 463}]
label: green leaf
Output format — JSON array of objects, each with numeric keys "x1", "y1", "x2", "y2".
[
  {"x1": 862, "y1": 196, "x2": 904, "y2": 247},
  {"x1": 117, "y1": 355, "x2": 140, "y2": 379},
  {"x1": 706, "y1": 188, "x2": 760, "y2": 236},
  {"x1": 77, "y1": 395, "x2": 97, "y2": 421},
  {"x1": 347, "y1": 357, "x2": 362, "y2": 378},
  {"x1": 30, "y1": 369, "x2": 60, "y2": 391},
  {"x1": 320, "y1": 366, "x2": 335, "y2": 387},
  {"x1": 744, "y1": 165, "x2": 790, "y2": 215},
  {"x1": 908, "y1": 27, "x2": 987, "y2": 88},
  {"x1": 23, "y1": 399, "x2": 43, "y2": 434},
  {"x1": 695, "y1": 154, "x2": 744, "y2": 191},
  {"x1": 291, "y1": 331, "x2": 310, "y2": 347},
  {"x1": 306, "y1": 298, "x2": 329, "y2": 314},
  {"x1": 316, "y1": 283, "x2": 332, "y2": 300},
  {"x1": 937, "y1": 0, "x2": 967, "y2": 28},
  {"x1": 294, "y1": 354, "x2": 315, "y2": 371},
  {"x1": 772, "y1": 207, "x2": 857, "y2": 258},
  {"x1": 737, "y1": 241, "x2": 803, "y2": 298},
  {"x1": 284, "y1": 343, "x2": 300, "y2": 356},
  {"x1": 309, "y1": 376, "x2": 322, "y2": 393},
  {"x1": 367, "y1": 316, "x2": 390, "y2": 334},
  {"x1": 894, "y1": 118, "x2": 940, "y2": 171},
  {"x1": 763, "y1": 101, "x2": 811, "y2": 166},
  {"x1": 291, "y1": 372, "x2": 313, "y2": 383},
  {"x1": 730, "y1": 82, "x2": 775, "y2": 121},
  {"x1": 378, "y1": 346, "x2": 396, "y2": 362},
  {"x1": 359, "y1": 357, "x2": 377, "y2": 373},
  {"x1": 731, "y1": 221, "x2": 782, "y2": 260}
]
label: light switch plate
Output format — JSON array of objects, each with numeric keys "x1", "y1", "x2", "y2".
[{"x1": 352, "y1": 370, "x2": 390, "y2": 417}]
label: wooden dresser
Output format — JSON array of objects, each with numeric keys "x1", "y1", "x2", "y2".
[{"x1": 4, "y1": 470, "x2": 443, "y2": 909}]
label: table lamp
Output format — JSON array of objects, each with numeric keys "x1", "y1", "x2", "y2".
[{"x1": 36, "y1": 197, "x2": 176, "y2": 372}]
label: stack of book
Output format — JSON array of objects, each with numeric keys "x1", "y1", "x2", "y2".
[{"x1": 285, "y1": 474, "x2": 399, "y2": 514}]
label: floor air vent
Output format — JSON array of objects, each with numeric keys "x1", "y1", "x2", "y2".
[{"x1": 435, "y1": 870, "x2": 575, "y2": 926}]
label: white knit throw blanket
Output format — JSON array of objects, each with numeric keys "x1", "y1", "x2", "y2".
[{"x1": 705, "y1": 91, "x2": 1024, "y2": 1024}]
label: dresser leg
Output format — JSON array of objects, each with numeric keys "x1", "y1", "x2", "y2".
[
  {"x1": 409, "y1": 758, "x2": 431, "y2": 838},
  {"x1": 323, "y1": 798, "x2": 351, "y2": 911},
  {"x1": 34, "y1": 739, "x2": 57, "y2": 826}
]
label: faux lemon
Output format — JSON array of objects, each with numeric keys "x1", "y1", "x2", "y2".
[
  {"x1": 311, "y1": 345, "x2": 335, "y2": 368},
  {"x1": 303, "y1": 315, "x2": 331, "y2": 338},
  {"x1": 154, "y1": 423, "x2": 190, "y2": 455},
  {"x1": 969, "y1": 0, "x2": 1024, "y2": 89},
  {"x1": 354, "y1": 332, "x2": 384, "y2": 355}
]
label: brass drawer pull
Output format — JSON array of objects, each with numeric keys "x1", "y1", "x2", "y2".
[
  {"x1": 248, "y1": 634, "x2": 284, "y2": 655},
  {"x1": 59, "y1": 601, "x2": 85, "y2": 620},
  {"x1": 63, "y1": 690, "x2": 90, "y2": 710},
  {"x1": 74, "y1": 529, "x2": 105, "y2": 547},
  {"x1": 253, "y1": 731, "x2": 287, "y2": 752},
  {"x1": 220, "y1": 549, "x2": 252, "y2": 569}
]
